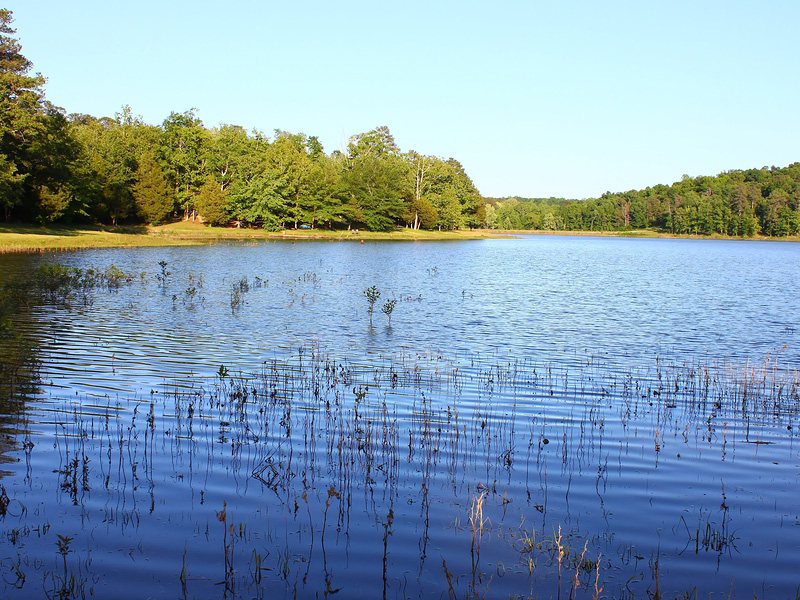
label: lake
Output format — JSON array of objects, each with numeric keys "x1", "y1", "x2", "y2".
[{"x1": 0, "y1": 235, "x2": 798, "y2": 599}]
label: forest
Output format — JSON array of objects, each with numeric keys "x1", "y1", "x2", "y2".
[
  {"x1": 486, "y1": 162, "x2": 800, "y2": 237},
  {"x1": 2, "y1": 8, "x2": 799, "y2": 236},
  {"x1": 0, "y1": 9, "x2": 483, "y2": 232}
]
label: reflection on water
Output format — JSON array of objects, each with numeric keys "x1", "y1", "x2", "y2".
[
  {"x1": 0, "y1": 236, "x2": 799, "y2": 598},
  {"x1": 0, "y1": 253, "x2": 41, "y2": 480}
]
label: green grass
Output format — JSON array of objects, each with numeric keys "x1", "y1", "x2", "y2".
[
  {"x1": 3, "y1": 221, "x2": 795, "y2": 252},
  {"x1": 0, "y1": 221, "x2": 511, "y2": 252}
]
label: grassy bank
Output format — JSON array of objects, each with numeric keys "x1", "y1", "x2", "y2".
[
  {"x1": 0, "y1": 221, "x2": 509, "y2": 252},
  {"x1": 2, "y1": 222, "x2": 796, "y2": 252}
]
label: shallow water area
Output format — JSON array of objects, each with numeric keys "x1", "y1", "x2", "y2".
[{"x1": 1, "y1": 235, "x2": 799, "y2": 599}]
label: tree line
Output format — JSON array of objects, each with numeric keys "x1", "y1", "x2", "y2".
[
  {"x1": 486, "y1": 163, "x2": 800, "y2": 237},
  {"x1": 0, "y1": 10, "x2": 485, "y2": 231}
]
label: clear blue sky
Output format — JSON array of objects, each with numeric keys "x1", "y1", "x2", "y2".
[{"x1": 8, "y1": 0, "x2": 800, "y2": 199}]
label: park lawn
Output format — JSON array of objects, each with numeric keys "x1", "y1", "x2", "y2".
[
  {"x1": 0, "y1": 221, "x2": 509, "y2": 252},
  {"x1": 4, "y1": 222, "x2": 792, "y2": 253}
]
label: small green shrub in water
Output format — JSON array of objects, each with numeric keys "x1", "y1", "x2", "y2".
[
  {"x1": 363, "y1": 286, "x2": 380, "y2": 325},
  {"x1": 34, "y1": 264, "x2": 89, "y2": 301},
  {"x1": 30, "y1": 263, "x2": 133, "y2": 305},
  {"x1": 56, "y1": 534, "x2": 73, "y2": 563},
  {"x1": 156, "y1": 261, "x2": 170, "y2": 286},
  {"x1": 230, "y1": 287, "x2": 242, "y2": 312},
  {"x1": 102, "y1": 264, "x2": 129, "y2": 289},
  {"x1": 184, "y1": 286, "x2": 198, "y2": 307},
  {"x1": 236, "y1": 277, "x2": 250, "y2": 294},
  {"x1": 381, "y1": 299, "x2": 397, "y2": 326},
  {"x1": 230, "y1": 284, "x2": 244, "y2": 312},
  {"x1": 229, "y1": 277, "x2": 251, "y2": 312}
]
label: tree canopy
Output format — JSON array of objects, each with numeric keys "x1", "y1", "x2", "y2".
[
  {"x1": 1, "y1": 8, "x2": 52, "y2": 220},
  {"x1": 486, "y1": 164, "x2": 800, "y2": 237},
  {"x1": 0, "y1": 10, "x2": 488, "y2": 232}
]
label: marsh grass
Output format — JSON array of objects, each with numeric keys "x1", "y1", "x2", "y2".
[
  {"x1": 4, "y1": 345, "x2": 793, "y2": 598},
  {"x1": 229, "y1": 277, "x2": 250, "y2": 312}
]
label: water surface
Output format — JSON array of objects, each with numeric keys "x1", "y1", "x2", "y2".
[{"x1": 0, "y1": 236, "x2": 798, "y2": 599}]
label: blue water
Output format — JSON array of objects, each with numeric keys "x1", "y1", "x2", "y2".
[{"x1": 0, "y1": 235, "x2": 799, "y2": 599}]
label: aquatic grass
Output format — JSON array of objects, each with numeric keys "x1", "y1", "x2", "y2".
[
  {"x1": 216, "y1": 501, "x2": 236, "y2": 593},
  {"x1": 9, "y1": 248, "x2": 798, "y2": 597},
  {"x1": 3, "y1": 343, "x2": 800, "y2": 598},
  {"x1": 229, "y1": 277, "x2": 251, "y2": 312},
  {"x1": 469, "y1": 489, "x2": 489, "y2": 540},
  {"x1": 29, "y1": 263, "x2": 135, "y2": 302},
  {"x1": 0, "y1": 485, "x2": 10, "y2": 518}
]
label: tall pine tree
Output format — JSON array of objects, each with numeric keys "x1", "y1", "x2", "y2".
[
  {"x1": 0, "y1": 9, "x2": 46, "y2": 220},
  {"x1": 133, "y1": 152, "x2": 174, "y2": 224}
]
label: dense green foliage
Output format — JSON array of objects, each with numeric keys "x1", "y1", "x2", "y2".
[
  {"x1": 0, "y1": 11, "x2": 484, "y2": 231},
  {"x1": 133, "y1": 152, "x2": 173, "y2": 225},
  {"x1": 486, "y1": 163, "x2": 800, "y2": 237},
  {"x1": 1, "y1": 8, "x2": 81, "y2": 223}
]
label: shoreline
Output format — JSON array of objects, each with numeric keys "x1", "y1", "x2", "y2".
[{"x1": 1, "y1": 221, "x2": 797, "y2": 253}]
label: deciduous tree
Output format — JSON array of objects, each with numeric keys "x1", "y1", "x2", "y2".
[{"x1": 161, "y1": 109, "x2": 208, "y2": 219}]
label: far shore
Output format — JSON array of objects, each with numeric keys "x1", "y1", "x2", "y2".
[{"x1": 0, "y1": 221, "x2": 797, "y2": 253}]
